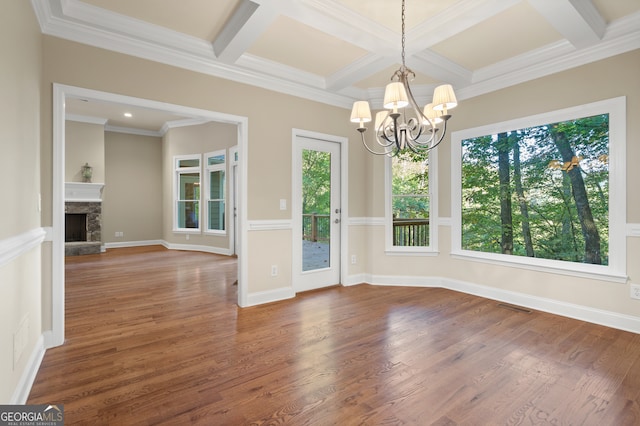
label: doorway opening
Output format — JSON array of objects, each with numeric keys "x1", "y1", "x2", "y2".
[{"x1": 49, "y1": 84, "x2": 248, "y2": 348}]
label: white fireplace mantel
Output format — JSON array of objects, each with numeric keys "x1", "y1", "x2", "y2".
[{"x1": 65, "y1": 182, "x2": 104, "y2": 202}]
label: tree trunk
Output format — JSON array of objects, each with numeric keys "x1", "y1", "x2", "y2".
[
  {"x1": 497, "y1": 132, "x2": 513, "y2": 255},
  {"x1": 560, "y1": 172, "x2": 580, "y2": 261},
  {"x1": 512, "y1": 139, "x2": 534, "y2": 257},
  {"x1": 550, "y1": 125, "x2": 601, "y2": 264}
]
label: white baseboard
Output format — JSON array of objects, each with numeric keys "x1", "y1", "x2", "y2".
[
  {"x1": 104, "y1": 240, "x2": 232, "y2": 256},
  {"x1": 162, "y1": 241, "x2": 232, "y2": 256},
  {"x1": 343, "y1": 273, "x2": 367, "y2": 286},
  {"x1": 11, "y1": 334, "x2": 46, "y2": 404},
  {"x1": 442, "y1": 277, "x2": 640, "y2": 334},
  {"x1": 366, "y1": 274, "x2": 640, "y2": 334},
  {"x1": 367, "y1": 274, "x2": 442, "y2": 288},
  {"x1": 104, "y1": 240, "x2": 164, "y2": 249},
  {"x1": 246, "y1": 287, "x2": 295, "y2": 306}
]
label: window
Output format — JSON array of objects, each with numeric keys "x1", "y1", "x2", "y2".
[
  {"x1": 451, "y1": 97, "x2": 626, "y2": 281},
  {"x1": 205, "y1": 150, "x2": 226, "y2": 233},
  {"x1": 174, "y1": 155, "x2": 200, "y2": 231},
  {"x1": 386, "y1": 149, "x2": 438, "y2": 253}
]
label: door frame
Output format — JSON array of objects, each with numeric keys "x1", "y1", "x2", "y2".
[
  {"x1": 291, "y1": 128, "x2": 349, "y2": 292},
  {"x1": 229, "y1": 145, "x2": 239, "y2": 256}
]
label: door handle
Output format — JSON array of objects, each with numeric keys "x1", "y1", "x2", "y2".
[{"x1": 334, "y1": 218, "x2": 340, "y2": 224}]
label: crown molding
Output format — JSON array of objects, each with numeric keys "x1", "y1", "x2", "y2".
[
  {"x1": 65, "y1": 113, "x2": 107, "y2": 126},
  {"x1": 31, "y1": 0, "x2": 640, "y2": 111},
  {"x1": 104, "y1": 125, "x2": 162, "y2": 138},
  {"x1": 31, "y1": 0, "x2": 355, "y2": 109}
]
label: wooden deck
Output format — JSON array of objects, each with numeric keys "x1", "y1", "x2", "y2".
[{"x1": 28, "y1": 246, "x2": 640, "y2": 425}]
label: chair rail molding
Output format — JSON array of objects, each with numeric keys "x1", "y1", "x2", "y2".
[{"x1": 0, "y1": 228, "x2": 47, "y2": 269}]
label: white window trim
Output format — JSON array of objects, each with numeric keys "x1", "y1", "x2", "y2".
[
  {"x1": 173, "y1": 154, "x2": 201, "y2": 233},
  {"x1": 451, "y1": 97, "x2": 627, "y2": 283},
  {"x1": 385, "y1": 147, "x2": 439, "y2": 255},
  {"x1": 204, "y1": 149, "x2": 227, "y2": 235}
]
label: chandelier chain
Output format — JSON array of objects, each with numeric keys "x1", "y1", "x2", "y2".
[{"x1": 401, "y1": 0, "x2": 406, "y2": 67}]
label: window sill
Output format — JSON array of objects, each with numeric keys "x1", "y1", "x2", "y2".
[
  {"x1": 173, "y1": 229, "x2": 201, "y2": 234},
  {"x1": 385, "y1": 247, "x2": 439, "y2": 257},
  {"x1": 451, "y1": 250, "x2": 627, "y2": 284},
  {"x1": 204, "y1": 230, "x2": 227, "y2": 236}
]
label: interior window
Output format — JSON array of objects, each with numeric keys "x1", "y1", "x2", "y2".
[
  {"x1": 205, "y1": 150, "x2": 226, "y2": 233},
  {"x1": 175, "y1": 155, "x2": 201, "y2": 231}
]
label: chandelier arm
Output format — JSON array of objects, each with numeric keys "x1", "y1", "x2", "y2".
[
  {"x1": 360, "y1": 131, "x2": 393, "y2": 156},
  {"x1": 375, "y1": 121, "x2": 396, "y2": 148},
  {"x1": 427, "y1": 119, "x2": 448, "y2": 150},
  {"x1": 377, "y1": 133, "x2": 396, "y2": 148},
  {"x1": 401, "y1": 72, "x2": 439, "y2": 148},
  {"x1": 391, "y1": 114, "x2": 402, "y2": 150}
]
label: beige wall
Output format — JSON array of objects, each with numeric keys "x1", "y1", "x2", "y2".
[
  {"x1": 0, "y1": 1, "x2": 43, "y2": 403},
  {"x1": 65, "y1": 121, "x2": 105, "y2": 183},
  {"x1": 36, "y1": 24, "x2": 638, "y2": 336},
  {"x1": 162, "y1": 121, "x2": 236, "y2": 249},
  {"x1": 103, "y1": 131, "x2": 163, "y2": 243},
  {"x1": 367, "y1": 50, "x2": 640, "y2": 318},
  {"x1": 40, "y1": 35, "x2": 367, "y2": 307}
]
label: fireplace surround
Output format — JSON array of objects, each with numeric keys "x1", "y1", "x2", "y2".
[{"x1": 65, "y1": 182, "x2": 104, "y2": 256}]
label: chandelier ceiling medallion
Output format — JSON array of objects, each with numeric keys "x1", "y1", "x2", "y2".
[{"x1": 350, "y1": 0, "x2": 458, "y2": 156}]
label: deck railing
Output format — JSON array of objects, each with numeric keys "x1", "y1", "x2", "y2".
[
  {"x1": 302, "y1": 213, "x2": 330, "y2": 242},
  {"x1": 302, "y1": 215, "x2": 428, "y2": 246},
  {"x1": 393, "y1": 218, "x2": 429, "y2": 246}
]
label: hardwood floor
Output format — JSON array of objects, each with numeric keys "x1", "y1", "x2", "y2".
[{"x1": 28, "y1": 246, "x2": 640, "y2": 425}]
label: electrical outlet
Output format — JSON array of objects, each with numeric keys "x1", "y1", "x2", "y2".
[
  {"x1": 631, "y1": 284, "x2": 640, "y2": 300},
  {"x1": 351, "y1": 255, "x2": 357, "y2": 265},
  {"x1": 271, "y1": 265, "x2": 278, "y2": 276}
]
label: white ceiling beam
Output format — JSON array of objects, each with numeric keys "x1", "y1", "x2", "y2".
[
  {"x1": 528, "y1": 0, "x2": 606, "y2": 49},
  {"x1": 291, "y1": 0, "x2": 397, "y2": 53},
  {"x1": 409, "y1": 51, "x2": 473, "y2": 87},
  {"x1": 407, "y1": 0, "x2": 521, "y2": 48},
  {"x1": 212, "y1": 0, "x2": 281, "y2": 63},
  {"x1": 325, "y1": 54, "x2": 396, "y2": 91}
]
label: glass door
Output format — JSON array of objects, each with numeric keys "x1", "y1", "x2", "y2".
[{"x1": 293, "y1": 136, "x2": 341, "y2": 291}]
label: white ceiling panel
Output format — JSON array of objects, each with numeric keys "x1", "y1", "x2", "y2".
[
  {"x1": 79, "y1": 0, "x2": 239, "y2": 41},
  {"x1": 430, "y1": 1, "x2": 563, "y2": 71},
  {"x1": 30, "y1": 0, "x2": 640, "y2": 121},
  {"x1": 247, "y1": 15, "x2": 369, "y2": 77}
]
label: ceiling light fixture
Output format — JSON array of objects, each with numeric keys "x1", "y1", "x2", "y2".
[{"x1": 350, "y1": 0, "x2": 458, "y2": 156}]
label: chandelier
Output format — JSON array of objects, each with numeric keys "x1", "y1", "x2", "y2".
[{"x1": 349, "y1": 0, "x2": 458, "y2": 156}]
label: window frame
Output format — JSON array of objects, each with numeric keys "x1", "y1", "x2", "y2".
[
  {"x1": 204, "y1": 149, "x2": 227, "y2": 235},
  {"x1": 173, "y1": 154, "x2": 201, "y2": 233},
  {"x1": 385, "y1": 147, "x2": 439, "y2": 255},
  {"x1": 451, "y1": 97, "x2": 627, "y2": 282}
]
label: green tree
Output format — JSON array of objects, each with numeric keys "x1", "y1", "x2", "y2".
[
  {"x1": 302, "y1": 149, "x2": 330, "y2": 214},
  {"x1": 461, "y1": 114, "x2": 609, "y2": 265}
]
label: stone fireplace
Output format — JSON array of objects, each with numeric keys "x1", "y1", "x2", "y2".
[{"x1": 65, "y1": 183, "x2": 104, "y2": 256}]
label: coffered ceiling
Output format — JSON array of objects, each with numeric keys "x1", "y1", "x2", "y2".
[{"x1": 31, "y1": 0, "x2": 640, "y2": 120}]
